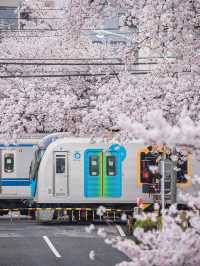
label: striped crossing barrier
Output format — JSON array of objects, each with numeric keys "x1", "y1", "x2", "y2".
[{"x1": 0, "y1": 204, "x2": 152, "y2": 222}]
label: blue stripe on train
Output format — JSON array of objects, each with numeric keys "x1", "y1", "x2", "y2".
[
  {"x1": 0, "y1": 178, "x2": 30, "y2": 181},
  {"x1": 0, "y1": 144, "x2": 35, "y2": 148},
  {"x1": 0, "y1": 178, "x2": 30, "y2": 186}
]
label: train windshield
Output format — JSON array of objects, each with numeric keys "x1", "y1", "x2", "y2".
[{"x1": 29, "y1": 148, "x2": 45, "y2": 180}]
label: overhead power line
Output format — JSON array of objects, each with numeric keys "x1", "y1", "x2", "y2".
[
  {"x1": 0, "y1": 27, "x2": 120, "y2": 32},
  {"x1": 0, "y1": 73, "x2": 116, "y2": 78},
  {"x1": 0, "y1": 28, "x2": 63, "y2": 32},
  {"x1": 0, "y1": 56, "x2": 172, "y2": 61},
  {"x1": 0, "y1": 8, "x2": 65, "y2": 11},
  {"x1": 0, "y1": 62, "x2": 157, "y2": 66},
  {"x1": 0, "y1": 57, "x2": 122, "y2": 61},
  {"x1": 0, "y1": 35, "x2": 62, "y2": 38},
  {"x1": 0, "y1": 71, "x2": 148, "y2": 79},
  {"x1": 0, "y1": 17, "x2": 63, "y2": 20}
]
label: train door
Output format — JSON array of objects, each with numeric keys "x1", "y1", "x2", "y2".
[
  {"x1": 53, "y1": 152, "x2": 69, "y2": 197},
  {"x1": 103, "y1": 152, "x2": 121, "y2": 198},
  {"x1": 84, "y1": 150, "x2": 102, "y2": 198},
  {"x1": 0, "y1": 150, "x2": 1, "y2": 194},
  {"x1": 1, "y1": 150, "x2": 16, "y2": 195},
  {"x1": 84, "y1": 149, "x2": 122, "y2": 198}
]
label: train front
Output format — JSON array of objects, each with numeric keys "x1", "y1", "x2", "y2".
[{"x1": 29, "y1": 147, "x2": 46, "y2": 198}]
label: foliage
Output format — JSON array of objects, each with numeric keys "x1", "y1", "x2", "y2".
[
  {"x1": 0, "y1": 1, "x2": 198, "y2": 265},
  {"x1": 115, "y1": 212, "x2": 200, "y2": 266},
  {"x1": 79, "y1": 0, "x2": 200, "y2": 147},
  {"x1": 0, "y1": 0, "x2": 199, "y2": 143},
  {"x1": 0, "y1": 0, "x2": 126, "y2": 140},
  {"x1": 133, "y1": 216, "x2": 162, "y2": 232}
]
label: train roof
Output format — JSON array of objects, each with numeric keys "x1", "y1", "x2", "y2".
[
  {"x1": 42, "y1": 137, "x2": 104, "y2": 148},
  {"x1": 0, "y1": 138, "x2": 41, "y2": 147},
  {"x1": 52, "y1": 137, "x2": 103, "y2": 144},
  {"x1": 41, "y1": 137, "x2": 144, "y2": 152}
]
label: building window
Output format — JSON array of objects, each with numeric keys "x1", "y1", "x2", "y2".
[
  {"x1": 4, "y1": 153, "x2": 14, "y2": 173},
  {"x1": 0, "y1": 7, "x2": 17, "y2": 30}
]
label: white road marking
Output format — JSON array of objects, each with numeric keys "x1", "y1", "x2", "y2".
[
  {"x1": 43, "y1": 236, "x2": 62, "y2": 258},
  {"x1": 0, "y1": 233, "x2": 22, "y2": 238},
  {"x1": 116, "y1": 225, "x2": 126, "y2": 237}
]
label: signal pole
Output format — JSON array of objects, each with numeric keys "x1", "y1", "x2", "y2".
[
  {"x1": 170, "y1": 147, "x2": 177, "y2": 205},
  {"x1": 161, "y1": 155, "x2": 166, "y2": 214},
  {"x1": 160, "y1": 146, "x2": 177, "y2": 214}
]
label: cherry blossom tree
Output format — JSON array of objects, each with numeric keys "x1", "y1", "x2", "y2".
[
  {"x1": 111, "y1": 171, "x2": 200, "y2": 266},
  {"x1": 87, "y1": 189, "x2": 200, "y2": 266},
  {"x1": 0, "y1": 0, "x2": 128, "y2": 140},
  {"x1": 0, "y1": 1, "x2": 200, "y2": 264},
  {"x1": 77, "y1": 2, "x2": 200, "y2": 266},
  {"x1": 114, "y1": 210, "x2": 200, "y2": 266},
  {"x1": 0, "y1": 78, "x2": 77, "y2": 139},
  {"x1": 79, "y1": 0, "x2": 200, "y2": 144},
  {"x1": 1, "y1": 0, "x2": 199, "y2": 141}
]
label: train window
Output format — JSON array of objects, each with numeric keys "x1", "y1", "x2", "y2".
[
  {"x1": 89, "y1": 156, "x2": 99, "y2": 176},
  {"x1": 106, "y1": 156, "x2": 116, "y2": 176},
  {"x1": 4, "y1": 153, "x2": 14, "y2": 173},
  {"x1": 56, "y1": 157, "x2": 65, "y2": 174}
]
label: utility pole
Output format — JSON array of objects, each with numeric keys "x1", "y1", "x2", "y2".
[
  {"x1": 160, "y1": 154, "x2": 166, "y2": 214},
  {"x1": 170, "y1": 147, "x2": 177, "y2": 205},
  {"x1": 160, "y1": 146, "x2": 177, "y2": 214},
  {"x1": 17, "y1": 0, "x2": 21, "y2": 30}
]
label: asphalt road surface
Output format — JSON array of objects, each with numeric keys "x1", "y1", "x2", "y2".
[{"x1": 0, "y1": 217, "x2": 128, "y2": 266}]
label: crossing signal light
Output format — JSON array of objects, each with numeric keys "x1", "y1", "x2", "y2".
[{"x1": 140, "y1": 151, "x2": 159, "y2": 184}]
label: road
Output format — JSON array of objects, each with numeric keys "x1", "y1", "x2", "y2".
[{"x1": 0, "y1": 217, "x2": 128, "y2": 266}]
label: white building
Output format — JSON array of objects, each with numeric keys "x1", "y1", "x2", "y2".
[
  {"x1": 0, "y1": 0, "x2": 18, "y2": 6},
  {"x1": 0, "y1": 0, "x2": 18, "y2": 29},
  {"x1": 0, "y1": 1, "x2": 64, "y2": 30}
]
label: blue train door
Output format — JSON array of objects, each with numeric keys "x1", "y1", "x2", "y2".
[
  {"x1": 84, "y1": 149, "x2": 122, "y2": 198},
  {"x1": 84, "y1": 150, "x2": 102, "y2": 198},
  {"x1": 103, "y1": 152, "x2": 122, "y2": 198}
]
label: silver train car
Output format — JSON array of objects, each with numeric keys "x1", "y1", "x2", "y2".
[
  {"x1": 0, "y1": 138, "x2": 40, "y2": 210},
  {"x1": 30, "y1": 137, "x2": 196, "y2": 220}
]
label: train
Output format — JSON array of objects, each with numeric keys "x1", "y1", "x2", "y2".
[
  {"x1": 0, "y1": 134, "x2": 198, "y2": 220},
  {"x1": 0, "y1": 137, "x2": 40, "y2": 210},
  {"x1": 0, "y1": 133, "x2": 66, "y2": 213},
  {"x1": 28, "y1": 136, "x2": 198, "y2": 221}
]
